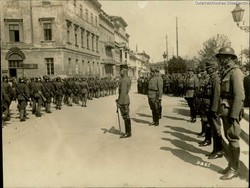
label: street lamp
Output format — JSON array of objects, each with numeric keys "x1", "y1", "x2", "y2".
[
  {"x1": 163, "y1": 51, "x2": 168, "y2": 74},
  {"x1": 231, "y1": 4, "x2": 250, "y2": 32}
]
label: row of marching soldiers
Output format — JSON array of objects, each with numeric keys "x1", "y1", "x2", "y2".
[
  {"x1": 184, "y1": 47, "x2": 245, "y2": 180},
  {"x1": 2, "y1": 75, "x2": 118, "y2": 123}
]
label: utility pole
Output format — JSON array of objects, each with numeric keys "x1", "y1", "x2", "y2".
[{"x1": 176, "y1": 17, "x2": 179, "y2": 58}]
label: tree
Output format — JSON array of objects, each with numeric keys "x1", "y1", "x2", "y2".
[
  {"x1": 198, "y1": 34, "x2": 231, "y2": 62},
  {"x1": 168, "y1": 56, "x2": 187, "y2": 74}
]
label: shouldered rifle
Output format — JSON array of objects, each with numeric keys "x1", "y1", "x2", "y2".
[
  {"x1": 34, "y1": 83, "x2": 47, "y2": 102},
  {"x1": 12, "y1": 81, "x2": 30, "y2": 102},
  {"x1": 66, "y1": 81, "x2": 78, "y2": 96},
  {"x1": 42, "y1": 82, "x2": 55, "y2": 98}
]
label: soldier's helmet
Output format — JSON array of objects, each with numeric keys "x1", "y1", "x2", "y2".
[
  {"x1": 56, "y1": 76, "x2": 61, "y2": 81},
  {"x1": 43, "y1": 75, "x2": 49, "y2": 80},
  {"x1": 215, "y1": 47, "x2": 237, "y2": 59},
  {"x1": 2, "y1": 75, "x2": 8, "y2": 81},
  {"x1": 19, "y1": 77, "x2": 24, "y2": 83}
]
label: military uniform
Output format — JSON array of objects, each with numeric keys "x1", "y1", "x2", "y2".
[
  {"x1": 54, "y1": 77, "x2": 64, "y2": 110},
  {"x1": 2, "y1": 76, "x2": 14, "y2": 121},
  {"x1": 185, "y1": 67, "x2": 199, "y2": 123},
  {"x1": 216, "y1": 47, "x2": 245, "y2": 180},
  {"x1": 32, "y1": 77, "x2": 46, "y2": 117},
  {"x1": 80, "y1": 78, "x2": 89, "y2": 107},
  {"x1": 43, "y1": 76, "x2": 55, "y2": 113},
  {"x1": 116, "y1": 65, "x2": 132, "y2": 138},
  {"x1": 148, "y1": 68, "x2": 163, "y2": 126}
]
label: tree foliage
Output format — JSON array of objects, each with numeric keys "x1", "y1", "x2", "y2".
[
  {"x1": 198, "y1": 34, "x2": 231, "y2": 62},
  {"x1": 168, "y1": 56, "x2": 187, "y2": 74}
]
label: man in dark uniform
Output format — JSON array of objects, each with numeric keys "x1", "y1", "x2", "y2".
[
  {"x1": 204, "y1": 60, "x2": 223, "y2": 159},
  {"x1": 185, "y1": 67, "x2": 199, "y2": 123},
  {"x1": 13, "y1": 77, "x2": 30, "y2": 121},
  {"x1": 43, "y1": 75, "x2": 55, "y2": 113},
  {"x1": 215, "y1": 47, "x2": 245, "y2": 180},
  {"x1": 116, "y1": 65, "x2": 132, "y2": 138},
  {"x1": 155, "y1": 69, "x2": 163, "y2": 119},
  {"x1": 148, "y1": 68, "x2": 163, "y2": 126},
  {"x1": 2, "y1": 75, "x2": 14, "y2": 121},
  {"x1": 54, "y1": 77, "x2": 64, "y2": 110},
  {"x1": 80, "y1": 77, "x2": 89, "y2": 107},
  {"x1": 32, "y1": 77, "x2": 46, "y2": 117}
]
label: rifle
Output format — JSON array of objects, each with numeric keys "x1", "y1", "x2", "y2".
[
  {"x1": 12, "y1": 81, "x2": 30, "y2": 102},
  {"x1": 66, "y1": 80, "x2": 78, "y2": 96},
  {"x1": 42, "y1": 81, "x2": 55, "y2": 98},
  {"x1": 116, "y1": 103, "x2": 122, "y2": 135},
  {"x1": 33, "y1": 83, "x2": 47, "y2": 102}
]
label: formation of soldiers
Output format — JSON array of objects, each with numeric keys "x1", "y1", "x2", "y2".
[{"x1": 2, "y1": 75, "x2": 118, "y2": 123}]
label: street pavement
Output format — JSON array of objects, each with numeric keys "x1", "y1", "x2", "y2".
[{"x1": 2, "y1": 83, "x2": 249, "y2": 187}]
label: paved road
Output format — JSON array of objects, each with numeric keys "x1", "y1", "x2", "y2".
[{"x1": 2, "y1": 84, "x2": 249, "y2": 187}]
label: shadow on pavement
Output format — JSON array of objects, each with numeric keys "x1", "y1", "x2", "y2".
[
  {"x1": 163, "y1": 115, "x2": 187, "y2": 121},
  {"x1": 173, "y1": 108, "x2": 190, "y2": 117},
  {"x1": 162, "y1": 137, "x2": 209, "y2": 155},
  {"x1": 131, "y1": 118, "x2": 151, "y2": 125},
  {"x1": 136, "y1": 113, "x2": 151, "y2": 118},
  {"x1": 163, "y1": 130, "x2": 200, "y2": 143},
  {"x1": 101, "y1": 126, "x2": 121, "y2": 135},
  {"x1": 160, "y1": 146, "x2": 223, "y2": 173},
  {"x1": 165, "y1": 125, "x2": 198, "y2": 135}
]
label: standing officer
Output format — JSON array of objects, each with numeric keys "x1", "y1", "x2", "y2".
[
  {"x1": 216, "y1": 47, "x2": 245, "y2": 180},
  {"x1": 116, "y1": 65, "x2": 132, "y2": 138},
  {"x1": 148, "y1": 68, "x2": 163, "y2": 126},
  {"x1": 43, "y1": 75, "x2": 55, "y2": 113},
  {"x1": 204, "y1": 60, "x2": 223, "y2": 159},
  {"x1": 184, "y1": 67, "x2": 199, "y2": 123},
  {"x1": 2, "y1": 75, "x2": 14, "y2": 121},
  {"x1": 155, "y1": 69, "x2": 163, "y2": 119}
]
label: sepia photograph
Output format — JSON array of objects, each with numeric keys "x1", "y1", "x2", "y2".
[{"x1": 1, "y1": 0, "x2": 249, "y2": 187}]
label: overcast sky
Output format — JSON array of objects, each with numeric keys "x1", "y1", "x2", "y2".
[{"x1": 100, "y1": 0, "x2": 249, "y2": 63}]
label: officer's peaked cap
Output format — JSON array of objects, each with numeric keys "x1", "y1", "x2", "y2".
[
  {"x1": 215, "y1": 47, "x2": 237, "y2": 59},
  {"x1": 206, "y1": 61, "x2": 218, "y2": 69}
]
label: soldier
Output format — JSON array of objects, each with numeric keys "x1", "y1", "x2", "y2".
[
  {"x1": 1, "y1": 75, "x2": 14, "y2": 121},
  {"x1": 116, "y1": 65, "x2": 132, "y2": 138},
  {"x1": 164, "y1": 75, "x2": 171, "y2": 94},
  {"x1": 204, "y1": 60, "x2": 223, "y2": 159},
  {"x1": 32, "y1": 77, "x2": 46, "y2": 117},
  {"x1": 184, "y1": 67, "x2": 199, "y2": 123},
  {"x1": 196, "y1": 65, "x2": 212, "y2": 147},
  {"x1": 80, "y1": 77, "x2": 89, "y2": 107},
  {"x1": 13, "y1": 77, "x2": 30, "y2": 122},
  {"x1": 155, "y1": 69, "x2": 163, "y2": 119},
  {"x1": 216, "y1": 47, "x2": 245, "y2": 180},
  {"x1": 137, "y1": 76, "x2": 143, "y2": 94},
  {"x1": 54, "y1": 77, "x2": 64, "y2": 110},
  {"x1": 43, "y1": 75, "x2": 55, "y2": 113},
  {"x1": 148, "y1": 68, "x2": 163, "y2": 126}
]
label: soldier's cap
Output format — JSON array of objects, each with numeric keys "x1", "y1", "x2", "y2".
[
  {"x1": 215, "y1": 47, "x2": 237, "y2": 59},
  {"x1": 206, "y1": 61, "x2": 218, "y2": 69}
]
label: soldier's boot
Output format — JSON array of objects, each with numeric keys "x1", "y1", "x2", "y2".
[
  {"x1": 199, "y1": 123, "x2": 211, "y2": 147},
  {"x1": 208, "y1": 135, "x2": 224, "y2": 158},
  {"x1": 154, "y1": 112, "x2": 159, "y2": 126},
  {"x1": 120, "y1": 119, "x2": 131, "y2": 138},
  {"x1": 220, "y1": 147, "x2": 240, "y2": 180},
  {"x1": 32, "y1": 102, "x2": 36, "y2": 114},
  {"x1": 159, "y1": 106, "x2": 162, "y2": 119},
  {"x1": 20, "y1": 109, "x2": 25, "y2": 122},
  {"x1": 46, "y1": 103, "x2": 52, "y2": 113},
  {"x1": 149, "y1": 112, "x2": 156, "y2": 126},
  {"x1": 197, "y1": 121, "x2": 206, "y2": 137},
  {"x1": 5, "y1": 109, "x2": 11, "y2": 121}
]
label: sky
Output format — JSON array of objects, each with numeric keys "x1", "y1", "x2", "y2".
[{"x1": 100, "y1": 0, "x2": 249, "y2": 63}]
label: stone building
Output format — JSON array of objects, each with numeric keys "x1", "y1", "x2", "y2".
[{"x1": 1, "y1": 0, "x2": 102, "y2": 78}]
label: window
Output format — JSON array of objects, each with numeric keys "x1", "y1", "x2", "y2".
[
  {"x1": 43, "y1": 23, "x2": 52, "y2": 41},
  {"x1": 68, "y1": 58, "x2": 72, "y2": 75},
  {"x1": 95, "y1": 16, "x2": 98, "y2": 26},
  {"x1": 9, "y1": 61, "x2": 23, "y2": 68},
  {"x1": 91, "y1": 13, "x2": 93, "y2": 24},
  {"x1": 74, "y1": 25, "x2": 78, "y2": 46},
  {"x1": 125, "y1": 52, "x2": 127, "y2": 59},
  {"x1": 87, "y1": 31, "x2": 90, "y2": 49},
  {"x1": 42, "y1": 0, "x2": 51, "y2": 5},
  {"x1": 81, "y1": 28, "x2": 84, "y2": 48},
  {"x1": 45, "y1": 58, "x2": 54, "y2": 75},
  {"x1": 80, "y1": 5, "x2": 83, "y2": 18},
  {"x1": 96, "y1": 36, "x2": 99, "y2": 52},
  {"x1": 86, "y1": 9, "x2": 88, "y2": 22},
  {"x1": 92, "y1": 34, "x2": 94, "y2": 51},
  {"x1": 67, "y1": 22, "x2": 71, "y2": 43},
  {"x1": 76, "y1": 59, "x2": 79, "y2": 75},
  {"x1": 9, "y1": 24, "x2": 20, "y2": 42}
]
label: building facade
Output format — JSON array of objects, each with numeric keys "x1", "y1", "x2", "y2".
[{"x1": 1, "y1": 0, "x2": 102, "y2": 78}]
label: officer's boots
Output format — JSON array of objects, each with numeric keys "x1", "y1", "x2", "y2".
[
  {"x1": 20, "y1": 109, "x2": 25, "y2": 122},
  {"x1": 46, "y1": 103, "x2": 52, "y2": 113},
  {"x1": 197, "y1": 121, "x2": 206, "y2": 137},
  {"x1": 120, "y1": 119, "x2": 132, "y2": 138},
  {"x1": 154, "y1": 112, "x2": 159, "y2": 126},
  {"x1": 208, "y1": 136, "x2": 223, "y2": 159},
  {"x1": 220, "y1": 147, "x2": 240, "y2": 180},
  {"x1": 149, "y1": 112, "x2": 156, "y2": 126},
  {"x1": 199, "y1": 122, "x2": 211, "y2": 147}
]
